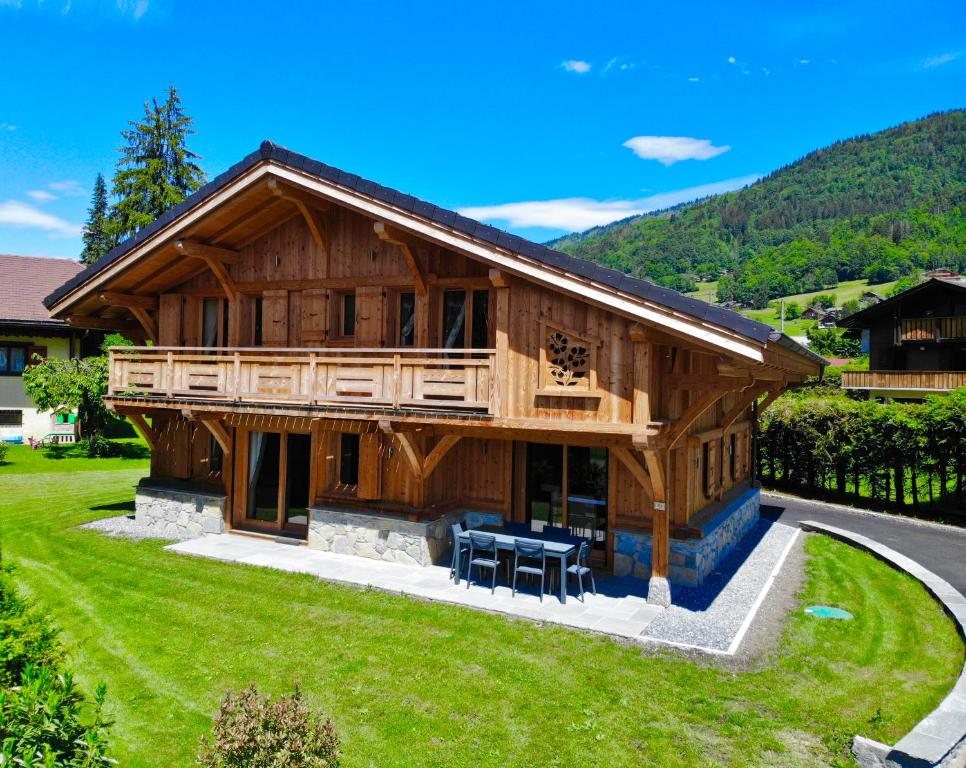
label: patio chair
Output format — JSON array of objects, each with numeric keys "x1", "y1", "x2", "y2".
[
  {"x1": 503, "y1": 521, "x2": 530, "y2": 536},
  {"x1": 449, "y1": 522, "x2": 470, "y2": 581},
  {"x1": 566, "y1": 540, "x2": 597, "y2": 602},
  {"x1": 512, "y1": 539, "x2": 546, "y2": 602},
  {"x1": 466, "y1": 531, "x2": 501, "y2": 594},
  {"x1": 541, "y1": 524, "x2": 572, "y2": 541}
]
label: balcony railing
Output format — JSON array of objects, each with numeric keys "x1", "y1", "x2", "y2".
[
  {"x1": 899, "y1": 316, "x2": 966, "y2": 342},
  {"x1": 841, "y1": 370, "x2": 966, "y2": 392},
  {"x1": 108, "y1": 347, "x2": 497, "y2": 414}
]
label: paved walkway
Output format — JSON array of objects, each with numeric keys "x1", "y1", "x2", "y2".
[
  {"x1": 761, "y1": 492, "x2": 966, "y2": 593},
  {"x1": 167, "y1": 534, "x2": 665, "y2": 639}
]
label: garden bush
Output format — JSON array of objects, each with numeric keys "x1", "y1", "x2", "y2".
[
  {"x1": 0, "y1": 442, "x2": 7, "y2": 465},
  {"x1": 0, "y1": 559, "x2": 113, "y2": 765},
  {"x1": 198, "y1": 682, "x2": 340, "y2": 768}
]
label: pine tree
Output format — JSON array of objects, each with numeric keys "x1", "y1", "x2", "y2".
[
  {"x1": 109, "y1": 84, "x2": 206, "y2": 243},
  {"x1": 80, "y1": 173, "x2": 111, "y2": 264}
]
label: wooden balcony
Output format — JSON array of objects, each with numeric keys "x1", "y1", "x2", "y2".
[
  {"x1": 899, "y1": 316, "x2": 966, "y2": 342},
  {"x1": 841, "y1": 370, "x2": 966, "y2": 393},
  {"x1": 108, "y1": 346, "x2": 497, "y2": 414}
]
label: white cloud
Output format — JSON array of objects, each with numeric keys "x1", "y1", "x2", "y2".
[
  {"x1": 622, "y1": 135, "x2": 731, "y2": 165},
  {"x1": 561, "y1": 59, "x2": 591, "y2": 74},
  {"x1": 48, "y1": 179, "x2": 85, "y2": 196},
  {"x1": 457, "y1": 175, "x2": 760, "y2": 232},
  {"x1": 687, "y1": 76, "x2": 700, "y2": 82},
  {"x1": 0, "y1": 200, "x2": 82, "y2": 236},
  {"x1": 922, "y1": 51, "x2": 962, "y2": 69},
  {"x1": 116, "y1": 0, "x2": 148, "y2": 18},
  {"x1": 799, "y1": 59, "x2": 810, "y2": 64},
  {"x1": 27, "y1": 190, "x2": 57, "y2": 202},
  {"x1": 727, "y1": 56, "x2": 736, "y2": 64},
  {"x1": 0, "y1": 122, "x2": 16, "y2": 131},
  {"x1": 0, "y1": 0, "x2": 23, "y2": 7}
]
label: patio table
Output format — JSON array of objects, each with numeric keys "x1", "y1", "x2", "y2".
[{"x1": 453, "y1": 525, "x2": 580, "y2": 603}]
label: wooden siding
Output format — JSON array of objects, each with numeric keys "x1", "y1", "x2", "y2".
[{"x1": 841, "y1": 370, "x2": 966, "y2": 392}]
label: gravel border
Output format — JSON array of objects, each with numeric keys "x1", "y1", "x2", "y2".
[
  {"x1": 642, "y1": 519, "x2": 800, "y2": 652},
  {"x1": 79, "y1": 514, "x2": 181, "y2": 541}
]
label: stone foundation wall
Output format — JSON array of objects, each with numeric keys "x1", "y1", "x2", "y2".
[
  {"x1": 613, "y1": 487, "x2": 760, "y2": 587},
  {"x1": 135, "y1": 483, "x2": 226, "y2": 540},
  {"x1": 307, "y1": 507, "x2": 504, "y2": 566}
]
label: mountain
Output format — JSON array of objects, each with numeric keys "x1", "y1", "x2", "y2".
[{"x1": 552, "y1": 110, "x2": 966, "y2": 307}]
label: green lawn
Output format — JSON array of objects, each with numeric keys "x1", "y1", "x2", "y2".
[
  {"x1": 0, "y1": 456, "x2": 961, "y2": 767},
  {"x1": 0, "y1": 437, "x2": 150, "y2": 474}
]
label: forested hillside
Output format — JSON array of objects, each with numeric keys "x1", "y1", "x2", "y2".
[{"x1": 553, "y1": 110, "x2": 966, "y2": 307}]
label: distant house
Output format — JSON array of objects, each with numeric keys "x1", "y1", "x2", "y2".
[
  {"x1": 838, "y1": 278, "x2": 966, "y2": 399},
  {"x1": 801, "y1": 305, "x2": 828, "y2": 321},
  {"x1": 861, "y1": 291, "x2": 886, "y2": 304},
  {"x1": 0, "y1": 254, "x2": 94, "y2": 443},
  {"x1": 923, "y1": 268, "x2": 959, "y2": 280}
]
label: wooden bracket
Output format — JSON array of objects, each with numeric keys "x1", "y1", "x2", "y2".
[
  {"x1": 175, "y1": 239, "x2": 239, "y2": 264},
  {"x1": 268, "y1": 178, "x2": 329, "y2": 254},
  {"x1": 98, "y1": 292, "x2": 159, "y2": 310},
  {"x1": 720, "y1": 386, "x2": 769, "y2": 431},
  {"x1": 374, "y1": 221, "x2": 427, "y2": 295},
  {"x1": 488, "y1": 269, "x2": 510, "y2": 288},
  {"x1": 394, "y1": 432, "x2": 424, "y2": 480},
  {"x1": 423, "y1": 435, "x2": 461, "y2": 479},
  {"x1": 612, "y1": 446, "x2": 654, "y2": 500},
  {"x1": 629, "y1": 323, "x2": 650, "y2": 343},
  {"x1": 199, "y1": 418, "x2": 232, "y2": 455},
  {"x1": 665, "y1": 389, "x2": 730, "y2": 449},
  {"x1": 127, "y1": 413, "x2": 157, "y2": 451},
  {"x1": 755, "y1": 386, "x2": 787, "y2": 417}
]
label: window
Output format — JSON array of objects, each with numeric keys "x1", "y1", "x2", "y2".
[
  {"x1": 439, "y1": 288, "x2": 490, "y2": 349},
  {"x1": 729, "y1": 432, "x2": 738, "y2": 481},
  {"x1": 0, "y1": 345, "x2": 27, "y2": 376},
  {"x1": 335, "y1": 291, "x2": 356, "y2": 338},
  {"x1": 441, "y1": 290, "x2": 465, "y2": 348},
  {"x1": 0, "y1": 410, "x2": 22, "y2": 426},
  {"x1": 210, "y1": 436, "x2": 224, "y2": 474},
  {"x1": 339, "y1": 433, "x2": 360, "y2": 486},
  {"x1": 202, "y1": 298, "x2": 220, "y2": 347},
  {"x1": 471, "y1": 289, "x2": 489, "y2": 348},
  {"x1": 398, "y1": 292, "x2": 415, "y2": 347},
  {"x1": 253, "y1": 297, "x2": 264, "y2": 346}
]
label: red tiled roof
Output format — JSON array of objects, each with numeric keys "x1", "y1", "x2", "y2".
[{"x1": 0, "y1": 254, "x2": 83, "y2": 324}]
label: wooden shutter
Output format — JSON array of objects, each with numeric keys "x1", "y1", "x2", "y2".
[
  {"x1": 357, "y1": 432, "x2": 382, "y2": 499},
  {"x1": 355, "y1": 286, "x2": 385, "y2": 346},
  {"x1": 261, "y1": 290, "x2": 289, "y2": 346},
  {"x1": 181, "y1": 296, "x2": 200, "y2": 346},
  {"x1": 158, "y1": 294, "x2": 183, "y2": 346},
  {"x1": 301, "y1": 289, "x2": 328, "y2": 344}
]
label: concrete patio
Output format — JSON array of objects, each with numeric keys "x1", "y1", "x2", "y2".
[{"x1": 167, "y1": 533, "x2": 664, "y2": 638}]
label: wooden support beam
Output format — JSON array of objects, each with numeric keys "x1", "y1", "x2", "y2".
[
  {"x1": 393, "y1": 432, "x2": 424, "y2": 481},
  {"x1": 98, "y1": 292, "x2": 159, "y2": 310},
  {"x1": 174, "y1": 239, "x2": 240, "y2": 264},
  {"x1": 612, "y1": 446, "x2": 654, "y2": 499},
  {"x1": 488, "y1": 268, "x2": 509, "y2": 288},
  {"x1": 374, "y1": 221, "x2": 428, "y2": 295},
  {"x1": 720, "y1": 386, "x2": 770, "y2": 431},
  {"x1": 200, "y1": 255, "x2": 239, "y2": 303},
  {"x1": 665, "y1": 389, "x2": 730, "y2": 449},
  {"x1": 668, "y1": 372, "x2": 755, "y2": 390},
  {"x1": 755, "y1": 387, "x2": 787, "y2": 417},
  {"x1": 423, "y1": 435, "x2": 461, "y2": 479},
  {"x1": 199, "y1": 418, "x2": 232, "y2": 456},
  {"x1": 66, "y1": 314, "x2": 143, "y2": 334},
  {"x1": 268, "y1": 177, "x2": 329, "y2": 255},
  {"x1": 127, "y1": 413, "x2": 157, "y2": 451},
  {"x1": 128, "y1": 306, "x2": 158, "y2": 344}
]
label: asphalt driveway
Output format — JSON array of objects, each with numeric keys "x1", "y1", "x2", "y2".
[{"x1": 760, "y1": 492, "x2": 966, "y2": 594}]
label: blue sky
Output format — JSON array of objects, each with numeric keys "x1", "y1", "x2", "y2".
[{"x1": 0, "y1": 0, "x2": 963, "y2": 260}]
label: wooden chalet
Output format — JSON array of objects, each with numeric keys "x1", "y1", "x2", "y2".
[{"x1": 44, "y1": 142, "x2": 824, "y2": 603}]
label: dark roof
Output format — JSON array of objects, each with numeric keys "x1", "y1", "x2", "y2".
[
  {"x1": 0, "y1": 254, "x2": 83, "y2": 327},
  {"x1": 838, "y1": 278, "x2": 966, "y2": 329},
  {"x1": 43, "y1": 141, "x2": 819, "y2": 364}
]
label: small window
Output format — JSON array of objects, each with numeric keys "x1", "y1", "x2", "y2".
[
  {"x1": 202, "y1": 298, "x2": 219, "y2": 347},
  {"x1": 339, "y1": 433, "x2": 360, "y2": 486},
  {"x1": 441, "y1": 290, "x2": 466, "y2": 349},
  {"x1": 398, "y1": 292, "x2": 415, "y2": 347},
  {"x1": 702, "y1": 442, "x2": 712, "y2": 498},
  {"x1": 253, "y1": 297, "x2": 264, "y2": 346},
  {"x1": 729, "y1": 433, "x2": 738, "y2": 481},
  {"x1": 210, "y1": 436, "x2": 224, "y2": 474},
  {"x1": 338, "y1": 292, "x2": 356, "y2": 338},
  {"x1": 0, "y1": 410, "x2": 22, "y2": 426},
  {"x1": 471, "y1": 289, "x2": 489, "y2": 348},
  {"x1": 0, "y1": 346, "x2": 27, "y2": 376}
]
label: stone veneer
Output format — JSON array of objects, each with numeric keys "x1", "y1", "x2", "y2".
[
  {"x1": 613, "y1": 487, "x2": 761, "y2": 587},
  {"x1": 135, "y1": 483, "x2": 226, "y2": 540},
  {"x1": 307, "y1": 506, "x2": 504, "y2": 566}
]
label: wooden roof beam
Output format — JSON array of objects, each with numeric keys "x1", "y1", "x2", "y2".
[
  {"x1": 374, "y1": 221, "x2": 428, "y2": 295},
  {"x1": 268, "y1": 177, "x2": 329, "y2": 256},
  {"x1": 98, "y1": 292, "x2": 159, "y2": 310},
  {"x1": 174, "y1": 239, "x2": 240, "y2": 264},
  {"x1": 66, "y1": 314, "x2": 143, "y2": 333}
]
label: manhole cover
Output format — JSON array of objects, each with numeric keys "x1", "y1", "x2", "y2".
[{"x1": 805, "y1": 605, "x2": 853, "y2": 620}]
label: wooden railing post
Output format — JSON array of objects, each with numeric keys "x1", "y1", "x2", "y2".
[
  {"x1": 233, "y1": 351, "x2": 241, "y2": 401},
  {"x1": 392, "y1": 353, "x2": 402, "y2": 409},
  {"x1": 165, "y1": 350, "x2": 174, "y2": 398},
  {"x1": 307, "y1": 352, "x2": 317, "y2": 405}
]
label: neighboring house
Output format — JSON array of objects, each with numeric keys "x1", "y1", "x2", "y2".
[
  {"x1": 800, "y1": 305, "x2": 827, "y2": 321},
  {"x1": 0, "y1": 254, "x2": 91, "y2": 443},
  {"x1": 44, "y1": 142, "x2": 823, "y2": 604},
  {"x1": 923, "y1": 268, "x2": 959, "y2": 280},
  {"x1": 838, "y1": 277, "x2": 966, "y2": 399}
]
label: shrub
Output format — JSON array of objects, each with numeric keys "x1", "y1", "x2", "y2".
[
  {"x1": 0, "y1": 441, "x2": 7, "y2": 465},
  {"x1": 0, "y1": 666, "x2": 113, "y2": 767},
  {"x1": 198, "y1": 682, "x2": 340, "y2": 768},
  {"x1": 0, "y1": 563, "x2": 61, "y2": 687},
  {"x1": 87, "y1": 435, "x2": 121, "y2": 458}
]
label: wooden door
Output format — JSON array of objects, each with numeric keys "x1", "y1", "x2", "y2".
[
  {"x1": 301, "y1": 289, "x2": 328, "y2": 344},
  {"x1": 355, "y1": 286, "x2": 385, "y2": 346}
]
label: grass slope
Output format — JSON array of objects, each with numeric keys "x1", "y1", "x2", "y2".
[{"x1": 0, "y1": 457, "x2": 961, "y2": 767}]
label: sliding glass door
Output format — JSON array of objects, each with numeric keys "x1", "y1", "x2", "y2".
[{"x1": 240, "y1": 431, "x2": 310, "y2": 536}]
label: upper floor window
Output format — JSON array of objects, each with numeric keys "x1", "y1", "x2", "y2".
[
  {"x1": 440, "y1": 288, "x2": 490, "y2": 349},
  {"x1": 398, "y1": 291, "x2": 415, "y2": 347},
  {"x1": 0, "y1": 345, "x2": 27, "y2": 376},
  {"x1": 336, "y1": 291, "x2": 356, "y2": 339}
]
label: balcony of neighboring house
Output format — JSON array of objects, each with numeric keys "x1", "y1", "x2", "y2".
[
  {"x1": 897, "y1": 315, "x2": 966, "y2": 343},
  {"x1": 841, "y1": 370, "x2": 966, "y2": 396},
  {"x1": 107, "y1": 346, "x2": 498, "y2": 419}
]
